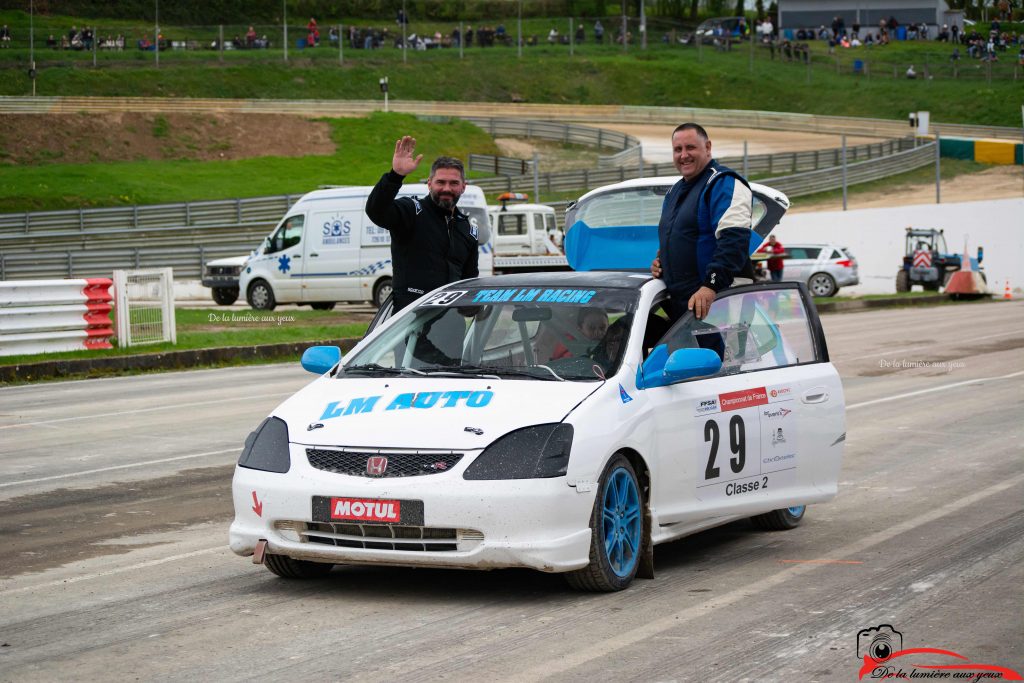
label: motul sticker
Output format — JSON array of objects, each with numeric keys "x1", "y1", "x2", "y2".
[
  {"x1": 330, "y1": 497, "x2": 400, "y2": 523},
  {"x1": 719, "y1": 387, "x2": 768, "y2": 412}
]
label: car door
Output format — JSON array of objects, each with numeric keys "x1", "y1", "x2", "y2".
[
  {"x1": 262, "y1": 214, "x2": 305, "y2": 301},
  {"x1": 640, "y1": 282, "x2": 843, "y2": 524},
  {"x1": 302, "y1": 207, "x2": 363, "y2": 302}
]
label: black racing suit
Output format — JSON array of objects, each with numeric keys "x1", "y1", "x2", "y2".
[{"x1": 365, "y1": 170, "x2": 479, "y2": 312}]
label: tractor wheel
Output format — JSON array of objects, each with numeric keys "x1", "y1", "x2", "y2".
[{"x1": 895, "y1": 270, "x2": 910, "y2": 293}]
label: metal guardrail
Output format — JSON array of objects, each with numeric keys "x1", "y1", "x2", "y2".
[{"x1": 2, "y1": 97, "x2": 1019, "y2": 140}]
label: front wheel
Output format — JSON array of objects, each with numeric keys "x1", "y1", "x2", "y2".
[
  {"x1": 808, "y1": 272, "x2": 837, "y2": 297},
  {"x1": 247, "y1": 279, "x2": 276, "y2": 310},
  {"x1": 263, "y1": 554, "x2": 333, "y2": 579},
  {"x1": 565, "y1": 455, "x2": 644, "y2": 592},
  {"x1": 211, "y1": 286, "x2": 239, "y2": 306},
  {"x1": 751, "y1": 505, "x2": 806, "y2": 531},
  {"x1": 895, "y1": 269, "x2": 910, "y2": 293}
]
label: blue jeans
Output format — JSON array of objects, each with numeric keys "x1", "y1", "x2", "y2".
[{"x1": 770, "y1": 269, "x2": 784, "y2": 282}]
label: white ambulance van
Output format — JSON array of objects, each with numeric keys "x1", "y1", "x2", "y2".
[{"x1": 240, "y1": 184, "x2": 492, "y2": 310}]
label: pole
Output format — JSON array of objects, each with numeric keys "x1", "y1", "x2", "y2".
[
  {"x1": 459, "y1": 20, "x2": 464, "y2": 59},
  {"x1": 219, "y1": 24, "x2": 224, "y2": 63},
  {"x1": 29, "y1": 0, "x2": 36, "y2": 96},
  {"x1": 283, "y1": 0, "x2": 288, "y2": 62},
  {"x1": 743, "y1": 140, "x2": 749, "y2": 177},
  {"x1": 935, "y1": 132, "x2": 941, "y2": 204},
  {"x1": 402, "y1": 0, "x2": 407, "y2": 64},
  {"x1": 841, "y1": 134, "x2": 848, "y2": 211},
  {"x1": 339, "y1": 23, "x2": 343, "y2": 64},
  {"x1": 517, "y1": 1, "x2": 522, "y2": 59},
  {"x1": 154, "y1": 0, "x2": 159, "y2": 68},
  {"x1": 640, "y1": 0, "x2": 646, "y2": 50},
  {"x1": 533, "y1": 152, "x2": 540, "y2": 202},
  {"x1": 621, "y1": 0, "x2": 627, "y2": 53},
  {"x1": 92, "y1": 25, "x2": 97, "y2": 67},
  {"x1": 569, "y1": 17, "x2": 574, "y2": 57},
  {"x1": 749, "y1": 22, "x2": 754, "y2": 73}
]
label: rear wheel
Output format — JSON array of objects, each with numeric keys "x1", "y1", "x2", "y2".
[
  {"x1": 310, "y1": 302, "x2": 336, "y2": 311},
  {"x1": 373, "y1": 277, "x2": 393, "y2": 309},
  {"x1": 211, "y1": 286, "x2": 239, "y2": 306},
  {"x1": 565, "y1": 455, "x2": 643, "y2": 592},
  {"x1": 263, "y1": 554, "x2": 334, "y2": 579},
  {"x1": 247, "y1": 279, "x2": 276, "y2": 311},
  {"x1": 895, "y1": 270, "x2": 910, "y2": 293},
  {"x1": 808, "y1": 272, "x2": 837, "y2": 297},
  {"x1": 751, "y1": 505, "x2": 806, "y2": 531}
]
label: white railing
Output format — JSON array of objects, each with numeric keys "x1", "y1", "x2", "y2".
[{"x1": 0, "y1": 278, "x2": 114, "y2": 357}]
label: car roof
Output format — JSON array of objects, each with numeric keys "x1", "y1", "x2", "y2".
[{"x1": 451, "y1": 270, "x2": 653, "y2": 291}]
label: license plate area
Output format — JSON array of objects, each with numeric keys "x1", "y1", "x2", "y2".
[{"x1": 312, "y1": 496, "x2": 424, "y2": 525}]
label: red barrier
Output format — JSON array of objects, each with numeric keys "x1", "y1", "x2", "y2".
[{"x1": 82, "y1": 278, "x2": 114, "y2": 350}]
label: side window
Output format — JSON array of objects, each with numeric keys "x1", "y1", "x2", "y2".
[
  {"x1": 829, "y1": 249, "x2": 843, "y2": 259},
  {"x1": 498, "y1": 214, "x2": 526, "y2": 236},
  {"x1": 655, "y1": 288, "x2": 818, "y2": 377},
  {"x1": 533, "y1": 214, "x2": 545, "y2": 234},
  {"x1": 267, "y1": 215, "x2": 304, "y2": 253},
  {"x1": 803, "y1": 247, "x2": 822, "y2": 259},
  {"x1": 545, "y1": 214, "x2": 556, "y2": 233},
  {"x1": 786, "y1": 247, "x2": 807, "y2": 260}
]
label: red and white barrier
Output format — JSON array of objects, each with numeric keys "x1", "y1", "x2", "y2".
[{"x1": 0, "y1": 279, "x2": 114, "y2": 357}]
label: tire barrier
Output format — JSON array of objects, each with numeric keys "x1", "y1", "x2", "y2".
[{"x1": 0, "y1": 278, "x2": 115, "y2": 357}]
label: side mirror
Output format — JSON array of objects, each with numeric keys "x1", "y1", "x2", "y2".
[
  {"x1": 301, "y1": 345, "x2": 341, "y2": 375},
  {"x1": 637, "y1": 345, "x2": 721, "y2": 389}
]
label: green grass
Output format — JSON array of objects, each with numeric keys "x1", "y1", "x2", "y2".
[
  {"x1": 0, "y1": 112, "x2": 499, "y2": 211},
  {"x1": 0, "y1": 306, "x2": 369, "y2": 367}
]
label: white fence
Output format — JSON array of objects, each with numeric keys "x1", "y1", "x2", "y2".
[
  {"x1": 0, "y1": 278, "x2": 114, "y2": 357},
  {"x1": 113, "y1": 268, "x2": 176, "y2": 346}
]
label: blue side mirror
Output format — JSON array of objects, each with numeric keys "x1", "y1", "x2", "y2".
[
  {"x1": 638, "y1": 345, "x2": 721, "y2": 388},
  {"x1": 301, "y1": 345, "x2": 341, "y2": 375},
  {"x1": 663, "y1": 348, "x2": 722, "y2": 383}
]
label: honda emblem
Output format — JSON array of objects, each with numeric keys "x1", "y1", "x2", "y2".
[{"x1": 366, "y1": 456, "x2": 388, "y2": 476}]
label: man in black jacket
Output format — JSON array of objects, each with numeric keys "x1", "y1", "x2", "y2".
[{"x1": 365, "y1": 136, "x2": 479, "y2": 312}]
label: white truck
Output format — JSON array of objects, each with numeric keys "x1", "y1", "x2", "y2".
[{"x1": 487, "y1": 193, "x2": 569, "y2": 274}]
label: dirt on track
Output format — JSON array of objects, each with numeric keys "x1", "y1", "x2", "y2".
[{"x1": 0, "y1": 112, "x2": 335, "y2": 165}]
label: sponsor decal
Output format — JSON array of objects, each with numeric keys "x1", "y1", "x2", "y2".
[
  {"x1": 277, "y1": 254, "x2": 291, "y2": 273},
  {"x1": 366, "y1": 456, "x2": 388, "y2": 476},
  {"x1": 771, "y1": 427, "x2": 787, "y2": 446},
  {"x1": 619, "y1": 384, "x2": 633, "y2": 404},
  {"x1": 471, "y1": 288, "x2": 596, "y2": 304},
  {"x1": 769, "y1": 386, "x2": 792, "y2": 399},
  {"x1": 421, "y1": 290, "x2": 468, "y2": 306},
  {"x1": 719, "y1": 387, "x2": 768, "y2": 412},
  {"x1": 763, "y1": 406, "x2": 792, "y2": 419},
  {"x1": 364, "y1": 223, "x2": 391, "y2": 245},
  {"x1": 469, "y1": 223, "x2": 479, "y2": 240},
  {"x1": 321, "y1": 214, "x2": 353, "y2": 246},
  {"x1": 320, "y1": 390, "x2": 494, "y2": 421},
  {"x1": 330, "y1": 497, "x2": 401, "y2": 523},
  {"x1": 412, "y1": 197, "x2": 422, "y2": 214},
  {"x1": 695, "y1": 397, "x2": 719, "y2": 415},
  {"x1": 856, "y1": 624, "x2": 1022, "y2": 681}
]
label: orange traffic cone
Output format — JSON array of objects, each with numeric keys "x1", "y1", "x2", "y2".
[{"x1": 1004, "y1": 279, "x2": 1013, "y2": 300}]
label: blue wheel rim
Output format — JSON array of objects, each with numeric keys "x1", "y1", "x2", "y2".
[
  {"x1": 787, "y1": 505, "x2": 806, "y2": 517},
  {"x1": 602, "y1": 467, "x2": 642, "y2": 578}
]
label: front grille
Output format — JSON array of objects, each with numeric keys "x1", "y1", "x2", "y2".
[
  {"x1": 296, "y1": 521, "x2": 484, "y2": 552},
  {"x1": 306, "y1": 448, "x2": 463, "y2": 478},
  {"x1": 207, "y1": 265, "x2": 241, "y2": 276}
]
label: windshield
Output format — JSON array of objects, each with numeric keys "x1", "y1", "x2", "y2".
[{"x1": 345, "y1": 286, "x2": 639, "y2": 381}]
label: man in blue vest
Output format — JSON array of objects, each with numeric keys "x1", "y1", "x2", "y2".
[{"x1": 650, "y1": 123, "x2": 753, "y2": 320}]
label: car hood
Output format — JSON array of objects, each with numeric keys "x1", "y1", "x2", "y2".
[
  {"x1": 206, "y1": 255, "x2": 250, "y2": 267},
  {"x1": 276, "y1": 376, "x2": 601, "y2": 450}
]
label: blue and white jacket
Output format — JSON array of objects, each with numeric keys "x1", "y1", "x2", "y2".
[{"x1": 657, "y1": 159, "x2": 753, "y2": 299}]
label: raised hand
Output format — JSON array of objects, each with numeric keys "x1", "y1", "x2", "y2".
[{"x1": 392, "y1": 136, "x2": 423, "y2": 177}]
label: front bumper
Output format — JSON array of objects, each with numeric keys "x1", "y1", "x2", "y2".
[
  {"x1": 229, "y1": 451, "x2": 596, "y2": 573},
  {"x1": 201, "y1": 275, "x2": 240, "y2": 288}
]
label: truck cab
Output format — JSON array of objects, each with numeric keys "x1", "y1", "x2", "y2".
[{"x1": 487, "y1": 193, "x2": 561, "y2": 257}]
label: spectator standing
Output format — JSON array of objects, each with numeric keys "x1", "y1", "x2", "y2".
[
  {"x1": 951, "y1": 24, "x2": 960, "y2": 43},
  {"x1": 246, "y1": 25, "x2": 257, "y2": 49},
  {"x1": 758, "y1": 235, "x2": 786, "y2": 281},
  {"x1": 594, "y1": 20, "x2": 604, "y2": 44},
  {"x1": 465, "y1": 25, "x2": 474, "y2": 47},
  {"x1": 0, "y1": 25, "x2": 10, "y2": 48},
  {"x1": 650, "y1": 123, "x2": 754, "y2": 321},
  {"x1": 575, "y1": 21, "x2": 585, "y2": 43},
  {"x1": 307, "y1": 18, "x2": 319, "y2": 47},
  {"x1": 365, "y1": 137, "x2": 479, "y2": 312},
  {"x1": 548, "y1": 27, "x2": 559, "y2": 44},
  {"x1": 906, "y1": 64, "x2": 917, "y2": 78},
  {"x1": 397, "y1": 9, "x2": 408, "y2": 27}
]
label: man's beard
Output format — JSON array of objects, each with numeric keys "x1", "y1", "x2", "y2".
[{"x1": 430, "y1": 190, "x2": 458, "y2": 210}]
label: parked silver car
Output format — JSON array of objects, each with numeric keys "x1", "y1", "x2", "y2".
[{"x1": 758, "y1": 243, "x2": 859, "y2": 297}]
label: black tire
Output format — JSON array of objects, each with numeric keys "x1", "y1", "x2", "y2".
[
  {"x1": 808, "y1": 272, "x2": 837, "y2": 297},
  {"x1": 565, "y1": 454, "x2": 644, "y2": 592},
  {"x1": 247, "y1": 279, "x2": 276, "y2": 311},
  {"x1": 895, "y1": 270, "x2": 910, "y2": 293},
  {"x1": 373, "y1": 277, "x2": 393, "y2": 309},
  {"x1": 263, "y1": 554, "x2": 334, "y2": 579},
  {"x1": 310, "y1": 302, "x2": 336, "y2": 311},
  {"x1": 211, "y1": 287, "x2": 239, "y2": 306},
  {"x1": 751, "y1": 505, "x2": 806, "y2": 531}
]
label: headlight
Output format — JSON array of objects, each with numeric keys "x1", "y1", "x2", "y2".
[
  {"x1": 237, "y1": 417, "x2": 291, "y2": 473},
  {"x1": 463, "y1": 423, "x2": 574, "y2": 480}
]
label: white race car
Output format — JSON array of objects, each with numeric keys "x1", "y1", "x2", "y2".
[{"x1": 229, "y1": 182, "x2": 845, "y2": 591}]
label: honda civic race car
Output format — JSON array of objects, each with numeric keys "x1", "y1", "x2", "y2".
[{"x1": 229, "y1": 181, "x2": 846, "y2": 592}]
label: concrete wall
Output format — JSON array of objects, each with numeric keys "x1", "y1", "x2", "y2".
[{"x1": 774, "y1": 198, "x2": 1024, "y2": 295}]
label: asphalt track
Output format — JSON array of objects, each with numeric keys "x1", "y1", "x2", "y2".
[{"x1": 1, "y1": 301, "x2": 1022, "y2": 682}]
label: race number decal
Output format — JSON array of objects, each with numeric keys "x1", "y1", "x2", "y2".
[{"x1": 693, "y1": 386, "x2": 798, "y2": 502}]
